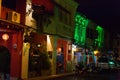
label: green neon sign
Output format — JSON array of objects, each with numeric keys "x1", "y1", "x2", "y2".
[
  {"x1": 74, "y1": 12, "x2": 89, "y2": 46},
  {"x1": 95, "y1": 26, "x2": 104, "y2": 48}
]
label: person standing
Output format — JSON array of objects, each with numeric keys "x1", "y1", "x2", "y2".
[
  {"x1": 56, "y1": 48, "x2": 64, "y2": 74},
  {"x1": 0, "y1": 45, "x2": 11, "y2": 80}
]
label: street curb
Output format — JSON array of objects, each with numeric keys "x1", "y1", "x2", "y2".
[{"x1": 22, "y1": 72, "x2": 74, "y2": 80}]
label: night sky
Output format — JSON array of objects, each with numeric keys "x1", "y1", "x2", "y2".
[
  {"x1": 76, "y1": 0, "x2": 120, "y2": 34},
  {"x1": 2, "y1": 0, "x2": 120, "y2": 34},
  {"x1": 2, "y1": 0, "x2": 16, "y2": 10}
]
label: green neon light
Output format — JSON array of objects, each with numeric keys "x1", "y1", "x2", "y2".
[
  {"x1": 74, "y1": 12, "x2": 89, "y2": 46},
  {"x1": 95, "y1": 26, "x2": 104, "y2": 47}
]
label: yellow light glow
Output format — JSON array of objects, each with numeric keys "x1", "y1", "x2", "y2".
[
  {"x1": 94, "y1": 50, "x2": 99, "y2": 56},
  {"x1": 37, "y1": 44, "x2": 41, "y2": 48},
  {"x1": 58, "y1": 48, "x2": 62, "y2": 52},
  {"x1": 47, "y1": 35, "x2": 53, "y2": 51},
  {"x1": 2, "y1": 33, "x2": 9, "y2": 41}
]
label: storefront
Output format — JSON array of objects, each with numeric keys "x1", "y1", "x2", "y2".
[
  {"x1": 0, "y1": 19, "x2": 24, "y2": 79},
  {"x1": 72, "y1": 44, "x2": 84, "y2": 69},
  {"x1": 71, "y1": 44, "x2": 96, "y2": 70},
  {"x1": 21, "y1": 32, "x2": 51, "y2": 78}
]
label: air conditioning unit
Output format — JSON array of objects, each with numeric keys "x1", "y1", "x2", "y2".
[{"x1": 6, "y1": 11, "x2": 21, "y2": 23}]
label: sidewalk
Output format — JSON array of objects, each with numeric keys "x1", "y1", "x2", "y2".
[{"x1": 22, "y1": 72, "x2": 74, "y2": 80}]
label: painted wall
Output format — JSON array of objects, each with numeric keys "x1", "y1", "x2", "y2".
[
  {"x1": 1, "y1": 6, "x2": 11, "y2": 19},
  {"x1": 33, "y1": 33, "x2": 47, "y2": 52},
  {"x1": 21, "y1": 43, "x2": 30, "y2": 79},
  {"x1": 53, "y1": 0, "x2": 78, "y2": 39},
  {"x1": 11, "y1": 32, "x2": 23, "y2": 78},
  {"x1": 16, "y1": 0, "x2": 26, "y2": 25},
  {"x1": 0, "y1": 0, "x2": 25, "y2": 24},
  {"x1": 0, "y1": 30, "x2": 23, "y2": 78}
]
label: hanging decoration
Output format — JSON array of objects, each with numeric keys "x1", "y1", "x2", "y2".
[{"x1": 2, "y1": 33, "x2": 9, "y2": 41}]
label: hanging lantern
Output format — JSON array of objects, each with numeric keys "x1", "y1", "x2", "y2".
[{"x1": 2, "y1": 33, "x2": 9, "y2": 41}]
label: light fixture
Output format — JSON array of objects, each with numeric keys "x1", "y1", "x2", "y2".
[
  {"x1": 58, "y1": 48, "x2": 62, "y2": 52},
  {"x1": 37, "y1": 43, "x2": 41, "y2": 48},
  {"x1": 2, "y1": 33, "x2": 9, "y2": 41}
]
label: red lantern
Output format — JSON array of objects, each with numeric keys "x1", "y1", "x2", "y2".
[{"x1": 2, "y1": 33, "x2": 9, "y2": 41}]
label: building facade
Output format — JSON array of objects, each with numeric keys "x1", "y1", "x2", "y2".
[
  {"x1": 22, "y1": 0, "x2": 79, "y2": 79},
  {"x1": 73, "y1": 12, "x2": 105, "y2": 67},
  {"x1": 0, "y1": 0, "x2": 112, "y2": 79},
  {"x1": 0, "y1": 0, "x2": 26, "y2": 79}
]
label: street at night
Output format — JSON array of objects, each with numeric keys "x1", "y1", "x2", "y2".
[
  {"x1": 47, "y1": 70, "x2": 120, "y2": 80},
  {"x1": 1, "y1": 0, "x2": 120, "y2": 80}
]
